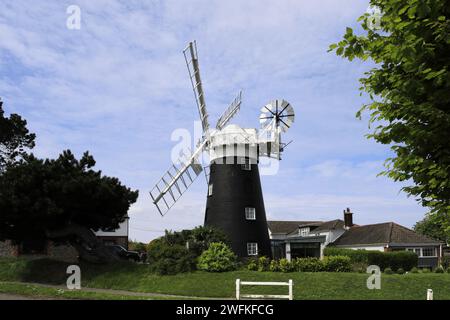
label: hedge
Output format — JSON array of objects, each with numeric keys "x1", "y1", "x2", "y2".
[
  {"x1": 325, "y1": 247, "x2": 418, "y2": 271},
  {"x1": 367, "y1": 251, "x2": 417, "y2": 271},
  {"x1": 247, "y1": 256, "x2": 351, "y2": 272},
  {"x1": 323, "y1": 247, "x2": 369, "y2": 263}
]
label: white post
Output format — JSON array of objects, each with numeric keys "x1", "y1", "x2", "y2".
[
  {"x1": 427, "y1": 289, "x2": 433, "y2": 300},
  {"x1": 288, "y1": 279, "x2": 293, "y2": 300},
  {"x1": 286, "y1": 242, "x2": 291, "y2": 262},
  {"x1": 236, "y1": 279, "x2": 241, "y2": 300}
]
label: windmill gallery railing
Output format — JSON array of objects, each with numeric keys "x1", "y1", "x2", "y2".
[{"x1": 235, "y1": 279, "x2": 293, "y2": 300}]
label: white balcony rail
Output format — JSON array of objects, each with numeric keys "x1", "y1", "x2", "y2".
[{"x1": 235, "y1": 279, "x2": 293, "y2": 300}]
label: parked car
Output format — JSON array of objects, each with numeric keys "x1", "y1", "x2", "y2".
[{"x1": 106, "y1": 245, "x2": 140, "y2": 262}]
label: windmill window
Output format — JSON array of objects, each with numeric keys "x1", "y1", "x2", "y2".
[
  {"x1": 247, "y1": 242, "x2": 258, "y2": 256},
  {"x1": 245, "y1": 207, "x2": 256, "y2": 220},
  {"x1": 241, "y1": 158, "x2": 251, "y2": 171},
  {"x1": 208, "y1": 183, "x2": 213, "y2": 196}
]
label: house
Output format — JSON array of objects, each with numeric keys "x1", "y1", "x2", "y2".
[
  {"x1": 332, "y1": 221, "x2": 443, "y2": 269},
  {"x1": 268, "y1": 208, "x2": 444, "y2": 269},
  {"x1": 0, "y1": 217, "x2": 129, "y2": 262}
]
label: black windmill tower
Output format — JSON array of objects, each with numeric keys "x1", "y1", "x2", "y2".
[{"x1": 150, "y1": 41, "x2": 295, "y2": 257}]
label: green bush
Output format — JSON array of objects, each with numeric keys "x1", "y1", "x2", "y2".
[
  {"x1": 197, "y1": 242, "x2": 237, "y2": 272},
  {"x1": 324, "y1": 247, "x2": 369, "y2": 263},
  {"x1": 323, "y1": 256, "x2": 352, "y2": 272},
  {"x1": 326, "y1": 248, "x2": 418, "y2": 271},
  {"x1": 410, "y1": 267, "x2": 419, "y2": 273},
  {"x1": 294, "y1": 258, "x2": 324, "y2": 272},
  {"x1": 384, "y1": 267, "x2": 394, "y2": 274},
  {"x1": 397, "y1": 268, "x2": 405, "y2": 274},
  {"x1": 421, "y1": 268, "x2": 431, "y2": 273},
  {"x1": 447, "y1": 268, "x2": 450, "y2": 274},
  {"x1": 367, "y1": 251, "x2": 417, "y2": 271},
  {"x1": 278, "y1": 259, "x2": 294, "y2": 273},
  {"x1": 269, "y1": 259, "x2": 279, "y2": 272},
  {"x1": 257, "y1": 256, "x2": 270, "y2": 272},
  {"x1": 246, "y1": 258, "x2": 258, "y2": 271},
  {"x1": 442, "y1": 256, "x2": 450, "y2": 270},
  {"x1": 146, "y1": 225, "x2": 230, "y2": 275},
  {"x1": 434, "y1": 266, "x2": 445, "y2": 273},
  {"x1": 352, "y1": 262, "x2": 368, "y2": 273},
  {"x1": 147, "y1": 241, "x2": 196, "y2": 275}
]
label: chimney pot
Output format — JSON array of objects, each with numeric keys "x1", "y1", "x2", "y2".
[{"x1": 344, "y1": 208, "x2": 353, "y2": 229}]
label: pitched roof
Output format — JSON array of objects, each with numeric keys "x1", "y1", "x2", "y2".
[
  {"x1": 332, "y1": 222, "x2": 441, "y2": 246},
  {"x1": 267, "y1": 221, "x2": 322, "y2": 234},
  {"x1": 313, "y1": 219, "x2": 345, "y2": 232},
  {"x1": 268, "y1": 220, "x2": 345, "y2": 234}
]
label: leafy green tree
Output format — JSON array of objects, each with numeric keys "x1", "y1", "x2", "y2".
[
  {"x1": 146, "y1": 225, "x2": 230, "y2": 274},
  {"x1": 197, "y1": 242, "x2": 237, "y2": 272},
  {"x1": 330, "y1": 1, "x2": 450, "y2": 220},
  {"x1": 0, "y1": 150, "x2": 138, "y2": 242},
  {"x1": 414, "y1": 212, "x2": 449, "y2": 243},
  {"x1": 128, "y1": 240, "x2": 148, "y2": 252},
  {"x1": 0, "y1": 98, "x2": 35, "y2": 172}
]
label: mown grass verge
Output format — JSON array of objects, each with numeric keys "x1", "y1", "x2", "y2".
[{"x1": 0, "y1": 257, "x2": 449, "y2": 300}]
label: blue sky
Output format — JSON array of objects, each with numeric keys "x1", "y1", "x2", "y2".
[{"x1": 0, "y1": 0, "x2": 427, "y2": 242}]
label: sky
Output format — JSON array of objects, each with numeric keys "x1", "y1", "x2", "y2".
[{"x1": 0, "y1": 0, "x2": 428, "y2": 242}]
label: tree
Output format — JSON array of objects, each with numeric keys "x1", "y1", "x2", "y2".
[
  {"x1": 146, "y1": 225, "x2": 230, "y2": 274},
  {"x1": 0, "y1": 150, "x2": 138, "y2": 245},
  {"x1": 0, "y1": 98, "x2": 35, "y2": 172},
  {"x1": 414, "y1": 212, "x2": 449, "y2": 244},
  {"x1": 329, "y1": 1, "x2": 450, "y2": 220}
]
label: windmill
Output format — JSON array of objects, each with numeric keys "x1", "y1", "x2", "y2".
[{"x1": 150, "y1": 41, "x2": 295, "y2": 257}]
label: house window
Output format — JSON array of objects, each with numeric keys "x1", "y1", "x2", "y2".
[
  {"x1": 422, "y1": 247, "x2": 436, "y2": 257},
  {"x1": 208, "y1": 183, "x2": 213, "y2": 196},
  {"x1": 245, "y1": 207, "x2": 256, "y2": 220},
  {"x1": 247, "y1": 243, "x2": 258, "y2": 256},
  {"x1": 241, "y1": 158, "x2": 251, "y2": 171},
  {"x1": 406, "y1": 247, "x2": 436, "y2": 257},
  {"x1": 299, "y1": 227, "x2": 309, "y2": 236}
]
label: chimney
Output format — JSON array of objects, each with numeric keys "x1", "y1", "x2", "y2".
[{"x1": 344, "y1": 208, "x2": 353, "y2": 229}]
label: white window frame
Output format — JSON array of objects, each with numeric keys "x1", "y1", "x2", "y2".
[
  {"x1": 241, "y1": 158, "x2": 251, "y2": 171},
  {"x1": 421, "y1": 247, "x2": 436, "y2": 257},
  {"x1": 245, "y1": 207, "x2": 256, "y2": 220},
  {"x1": 299, "y1": 227, "x2": 309, "y2": 236},
  {"x1": 208, "y1": 183, "x2": 213, "y2": 196},
  {"x1": 247, "y1": 242, "x2": 258, "y2": 256},
  {"x1": 405, "y1": 247, "x2": 437, "y2": 257}
]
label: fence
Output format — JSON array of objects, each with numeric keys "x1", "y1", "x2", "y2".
[{"x1": 235, "y1": 279, "x2": 293, "y2": 300}]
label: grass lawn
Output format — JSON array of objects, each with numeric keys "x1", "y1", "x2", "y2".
[
  {"x1": 0, "y1": 257, "x2": 449, "y2": 300},
  {"x1": 0, "y1": 282, "x2": 172, "y2": 300}
]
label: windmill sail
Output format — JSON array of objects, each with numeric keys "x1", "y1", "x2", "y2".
[
  {"x1": 216, "y1": 91, "x2": 243, "y2": 130},
  {"x1": 183, "y1": 41, "x2": 209, "y2": 133},
  {"x1": 150, "y1": 140, "x2": 206, "y2": 216}
]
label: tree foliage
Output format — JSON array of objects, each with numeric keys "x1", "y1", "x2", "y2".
[
  {"x1": 146, "y1": 225, "x2": 230, "y2": 274},
  {"x1": 0, "y1": 99, "x2": 35, "y2": 172},
  {"x1": 0, "y1": 150, "x2": 138, "y2": 242},
  {"x1": 197, "y1": 242, "x2": 237, "y2": 272},
  {"x1": 414, "y1": 212, "x2": 449, "y2": 243},
  {"x1": 330, "y1": 0, "x2": 450, "y2": 219}
]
